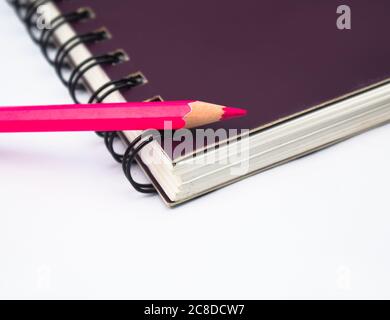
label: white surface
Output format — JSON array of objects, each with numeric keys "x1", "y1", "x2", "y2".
[{"x1": 0, "y1": 3, "x2": 389, "y2": 299}]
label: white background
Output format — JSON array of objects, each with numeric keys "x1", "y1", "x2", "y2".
[{"x1": 0, "y1": 2, "x2": 389, "y2": 299}]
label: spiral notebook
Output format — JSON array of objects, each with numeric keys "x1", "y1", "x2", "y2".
[{"x1": 9, "y1": 0, "x2": 390, "y2": 206}]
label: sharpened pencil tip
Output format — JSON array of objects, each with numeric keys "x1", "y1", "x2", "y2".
[
  {"x1": 222, "y1": 107, "x2": 248, "y2": 120},
  {"x1": 184, "y1": 101, "x2": 247, "y2": 128}
]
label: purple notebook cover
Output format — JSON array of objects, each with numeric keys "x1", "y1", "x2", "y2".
[{"x1": 56, "y1": 0, "x2": 390, "y2": 159}]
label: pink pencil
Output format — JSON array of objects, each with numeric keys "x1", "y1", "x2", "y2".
[{"x1": 0, "y1": 101, "x2": 247, "y2": 133}]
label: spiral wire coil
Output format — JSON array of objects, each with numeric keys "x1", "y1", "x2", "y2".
[{"x1": 8, "y1": 0, "x2": 157, "y2": 194}]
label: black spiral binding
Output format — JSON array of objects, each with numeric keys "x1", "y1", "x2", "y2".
[
  {"x1": 122, "y1": 134, "x2": 157, "y2": 194},
  {"x1": 54, "y1": 29, "x2": 110, "y2": 86},
  {"x1": 39, "y1": 8, "x2": 93, "y2": 65},
  {"x1": 8, "y1": 0, "x2": 158, "y2": 194},
  {"x1": 68, "y1": 51, "x2": 128, "y2": 103}
]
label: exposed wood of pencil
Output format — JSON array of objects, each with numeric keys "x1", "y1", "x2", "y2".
[{"x1": 0, "y1": 101, "x2": 247, "y2": 132}]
